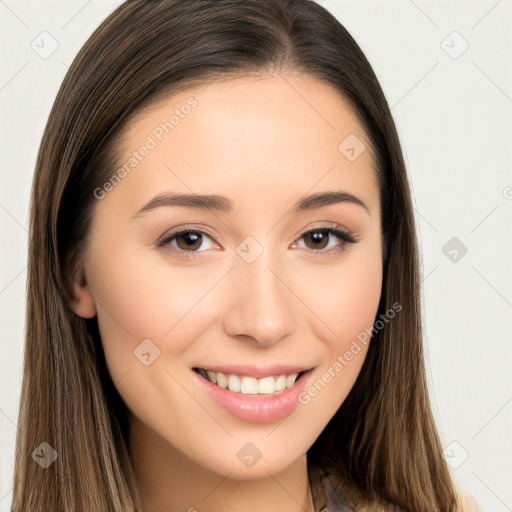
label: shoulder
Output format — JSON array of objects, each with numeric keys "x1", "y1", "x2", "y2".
[
  {"x1": 358, "y1": 487, "x2": 481, "y2": 512},
  {"x1": 457, "y1": 487, "x2": 481, "y2": 512}
]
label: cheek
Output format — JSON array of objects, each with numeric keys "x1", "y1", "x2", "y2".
[
  {"x1": 300, "y1": 245, "x2": 383, "y2": 348},
  {"x1": 293, "y1": 245, "x2": 382, "y2": 411},
  {"x1": 325, "y1": 258, "x2": 382, "y2": 339},
  {"x1": 86, "y1": 247, "x2": 228, "y2": 382}
]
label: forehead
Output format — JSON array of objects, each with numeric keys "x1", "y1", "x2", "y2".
[{"x1": 112, "y1": 73, "x2": 378, "y2": 216}]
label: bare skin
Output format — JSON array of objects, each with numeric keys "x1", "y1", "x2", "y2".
[{"x1": 71, "y1": 73, "x2": 383, "y2": 512}]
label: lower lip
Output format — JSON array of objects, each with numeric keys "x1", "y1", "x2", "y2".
[{"x1": 192, "y1": 369, "x2": 314, "y2": 423}]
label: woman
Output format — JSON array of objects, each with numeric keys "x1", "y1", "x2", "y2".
[{"x1": 12, "y1": 0, "x2": 479, "y2": 510}]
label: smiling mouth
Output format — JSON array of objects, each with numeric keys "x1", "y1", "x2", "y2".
[{"x1": 193, "y1": 367, "x2": 311, "y2": 396}]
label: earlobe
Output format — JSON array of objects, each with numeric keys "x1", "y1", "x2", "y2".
[{"x1": 70, "y1": 267, "x2": 97, "y2": 319}]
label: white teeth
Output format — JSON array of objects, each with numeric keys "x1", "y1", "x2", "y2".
[
  {"x1": 240, "y1": 377, "x2": 259, "y2": 394},
  {"x1": 228, "y1": 374, "x2": 241, "y2": 392},
  {"x1": 286, "y1": 374, "x2": 298, "y2": 388},
  {"x1": 257, "y1": 376, "x2": 275, "y2": 394},
  {"x1": 275, "y1": 374, "x2": 286, "y2": 392},
  {"x1": 216, "y1": 372, "x2": 228, "y2": 388},
  {"x1": 199, "y1": 369, "x2": 301, "y2": 395}
]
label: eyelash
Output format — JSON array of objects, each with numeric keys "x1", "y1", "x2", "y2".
[{"x1": 155, "y1": 225, "x2": 358, "y2": 260}]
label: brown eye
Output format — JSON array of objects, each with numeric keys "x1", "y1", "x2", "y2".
[
  {"x1": 174, "y1": 231, "x2": 203, "y2": 251},
  {"x1": 303, "y1": 230, "x2": 330, "y2": 250},
  {"x1": 293, "y1": 227, "x2": 357, "y2": 254},
  {"x1": 156, "y1": 228, "x2": 219, "y2": 258}
]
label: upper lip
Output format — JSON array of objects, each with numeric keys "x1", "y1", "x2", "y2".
[{"x1": 193, "y1": 363, "x2": 314, "y2": 378}]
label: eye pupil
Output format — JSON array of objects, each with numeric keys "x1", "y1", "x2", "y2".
[
  {"x1": 305, "y1": 230, "x2": 329, "y2": 249},
  {"x1": 176, "y1": 232, "x2": 202, "y2": 250}
]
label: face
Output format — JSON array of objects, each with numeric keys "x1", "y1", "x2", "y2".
[{"x1": 72, "y1": 73, "x2": 383, "y2": 480}]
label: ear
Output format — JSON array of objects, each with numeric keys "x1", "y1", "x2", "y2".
[{"x1": 69, "y1": 265, "x2": 97, "y2": 319}]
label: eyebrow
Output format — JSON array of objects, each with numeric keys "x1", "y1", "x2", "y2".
[{"x1": 132, "y1": 190, "x2": 370, "y2": 218}]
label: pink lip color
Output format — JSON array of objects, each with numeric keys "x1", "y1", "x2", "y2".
[{"x1": 192, "y1": 369, "x2": 314, "y2": 423}]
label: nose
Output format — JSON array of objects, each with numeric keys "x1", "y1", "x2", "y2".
[{"x1": 222, "y1": 246, "x2": 298, "y2": 347}]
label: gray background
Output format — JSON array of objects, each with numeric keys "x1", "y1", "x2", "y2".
[{"x1": 1, "y1": 1, "x2": 511, "y2": 511}]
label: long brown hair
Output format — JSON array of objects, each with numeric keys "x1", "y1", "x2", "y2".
[{"x1": 12, "y1": 1, "x2": 460, "y2": 510}]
